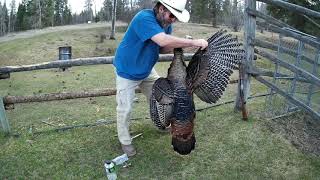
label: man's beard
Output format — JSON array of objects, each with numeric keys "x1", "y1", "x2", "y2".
[{"x1": 157, "y1": 12, "x2": 171, "y2": 28}]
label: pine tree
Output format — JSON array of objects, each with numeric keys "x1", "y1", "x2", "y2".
[
  {"x1": 222, "y1": 0, "x2": 231, "y2": 25},
  {"x1": 0, "y1": 2, "x2": 4, "y2": 36},
  {"x1": 137, "y1": 0, "x2": 153, "y2": 9},
  {"x1": 25, "y1": 0, "x2": 42, "y2": 29},
  {"x1": 3, "y1": 2, "x2": 9, "y2": 34},
  {"x1": 267, "y1": 0, "x2": 320, "y2": 36},
  {"x1": 0, "y1": 2, "x2": 9, "y2": 36},
  {"x1": 101, "y1": 0, "x2": 113, "y2": 21},
  {"x1": 230, "y1": 0, "x2": 242, "y2": 32},
  {"x1": 190, "y1": 0, "x2": 208, "y2": 23},
  {"x1": 209, "y1": 0, "x2": 221, "y2": 27},
  {"x1": 63, "y1": 2, "x2": 72, "y2": 24},
  {"x1": 116, "y1": 0, "x2": 127, "y2": 21},
  {"x1": 8, "y1": 0, "x2": 17, "y2": 32},
  {"x1": 15, "y1": 1, "x2": 28, "y2": 31},
  {"x1": 43, "y1": 0, "x2": 54, "y2": 27},
  {"x1": 84, "y1": 0, "x2": 93, "y2": 22},
  {"x1": 54, "y1": 0, "x2": 64, "y2": 26}
]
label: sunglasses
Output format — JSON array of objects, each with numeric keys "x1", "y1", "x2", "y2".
[
  {"x1": 169, "y1": 12, "x2": 176, "y2": 19},
  {"x1": 164, "y1": 8, "x2": 176, "y2": 19}
]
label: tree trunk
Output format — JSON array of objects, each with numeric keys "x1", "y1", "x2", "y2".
[
  {"x1": 38, "y1": 0, "x2": 42, "y2": 28},
  {"x1": 109, "y1": 0, "x2": 117, "y2": 39}
]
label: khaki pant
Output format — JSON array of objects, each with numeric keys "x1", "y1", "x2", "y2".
[{"x1": 115, "y1": 68, "x2": 160, "y2": 145}]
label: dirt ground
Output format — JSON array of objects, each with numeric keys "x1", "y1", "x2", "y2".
[{"x1": 267, "y1": 112, "x2": 320, "y2": 156}]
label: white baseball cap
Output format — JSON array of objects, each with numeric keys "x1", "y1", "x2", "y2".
[{"x1": 158, "y1": 0, "x2": 190, "y2": 23}]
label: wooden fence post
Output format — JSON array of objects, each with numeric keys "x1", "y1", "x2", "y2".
[
  {"x1": 235, "y1": 0, "x2": 256, "y2": 120},
  {"x1": 0, "y1": 97, "x2": 11, "y2": 134}
]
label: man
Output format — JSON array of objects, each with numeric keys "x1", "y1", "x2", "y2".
[{"x1": 113, "y1": 0, "x2": 208, "y2": 157}]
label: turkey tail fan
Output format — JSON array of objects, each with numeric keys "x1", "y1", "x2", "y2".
[
  {"x1": 187, "y1": 30, "x2": 244, "y2": 104},
  {"x1": 149, "y1": 78, "x2": 174, "y2": 129}
]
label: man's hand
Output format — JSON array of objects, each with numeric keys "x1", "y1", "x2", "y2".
[{"x1": 192, "y1": 39, "x2": 208, "y2": 50}]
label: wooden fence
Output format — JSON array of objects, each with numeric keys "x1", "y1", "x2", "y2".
[
  {"x1": 2, "y1": 0, "x2": 320, "y2": 133},
  {"x1": 237, "y1": 0, "x2": 320, "y2": 120},
  {"x1": 0, "y1": 54, "x2": 194, "y2": 134}
]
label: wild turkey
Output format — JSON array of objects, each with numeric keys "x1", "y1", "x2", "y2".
[{"x1": 150, "y1": 30, "x2": 244, "y2": 155}]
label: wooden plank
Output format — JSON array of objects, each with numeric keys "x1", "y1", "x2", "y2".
[
  {"x1": 3, "y1": 88, "x2": 142, "y2": 105},
  {"x1": 0, "y1": 98, "x2": 11, "y2": 134},
  {"x1": 246, "y1": 8, "x2": 292, "y2": 29},
  {"x1": 0, "y1": 54, "x2": 193, "y2": 74},
  {"x1": 257, "y1": 21, "x2": 318, "y2": 41},
  {"x1": 248, "y1": 67, "x2": 311, "y2": 83},
  {"x1": 257, "y1": 23, "x2": 320, "y2": 49},
  {"x1": 255, "y1": 48, "x2": 320, "y2": 87},
  {"x1": 254, "y1": 38, "x2": 319, "y2": 66},
  {"x1": 257, "y1": 0, "x2": 320, "y2": 19},
  {"x1": 0, "y1": 79, "x2": 253, "y2": 106},
  {"x1": 254, "y1": 76, "x2": 320, "y2": 120},
  {"x1": 235, "y1": 0, "x2": 256, "y2": 112}
]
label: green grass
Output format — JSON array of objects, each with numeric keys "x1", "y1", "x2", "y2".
[{"x1": 0, "y1": 22, "x2": 320, "y2": 179}]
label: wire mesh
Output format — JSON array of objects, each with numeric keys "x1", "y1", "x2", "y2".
[{"x1": 256, "y1": 30, "x2": 320, "y2": 120}]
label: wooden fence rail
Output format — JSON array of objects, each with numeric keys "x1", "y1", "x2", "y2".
[
  {"x1": 248, "y1": 66, "x2": 312, "y2": 84},
  {"x1": 257, "y1": 23, "x2": 320, "y2": 49},
  {"x1": 253, "y1": 39, "x2": 319, "y2": 66},
  {"x1": 0, "y1": 54, "x2": 194, "y2": 75},
  {"x1": 255, "y1": 48, "x2": 320, "y2": 87},
  {"x1": 3, "y1": 88, "x2": 142, "y2": 107},
  {"x1": 245, "y1": 8, "x2": 292, "y2": 29},
  {"x1": 257, "y1": 0, "x2": 320, "y2": 19}
]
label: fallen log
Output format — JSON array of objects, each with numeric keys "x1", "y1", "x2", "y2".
[{"x1": 3, "y1": 88, "x2": 142, "y2": 107}]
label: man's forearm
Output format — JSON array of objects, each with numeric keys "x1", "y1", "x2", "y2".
[
  {"x1": 153, "y1": 33, "x2": 193, "y2": 48},
  {"x1": 152, "y1": 32, "x2": 208, "y2": 50}
]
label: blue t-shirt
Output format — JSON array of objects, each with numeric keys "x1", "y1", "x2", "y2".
[{"x1": 113, "y1": 9, "x2": 172, "y2": 80}]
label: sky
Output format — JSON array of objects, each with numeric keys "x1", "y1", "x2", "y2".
[{"x1": 0, "y1": 0, "x2": 104, "y2": 14}]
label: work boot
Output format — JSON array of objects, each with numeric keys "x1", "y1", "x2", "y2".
[{"x1": 121, "y1": 144, "x2": 136, "y2": 157}]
